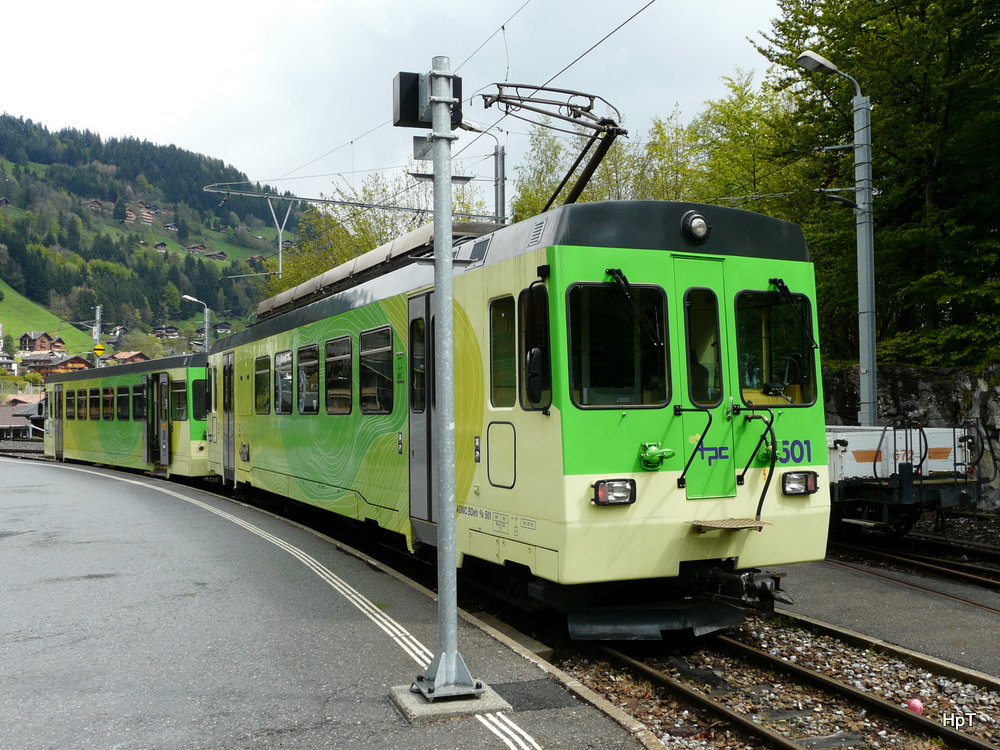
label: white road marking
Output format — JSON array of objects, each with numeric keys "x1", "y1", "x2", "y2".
[{"x1": 26, "y1": 462, "x2": 544, "y2": 747}]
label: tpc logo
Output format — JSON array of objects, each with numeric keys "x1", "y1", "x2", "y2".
[{"x1": 697, "y1": 445, "x2": 730, "y2": 466}]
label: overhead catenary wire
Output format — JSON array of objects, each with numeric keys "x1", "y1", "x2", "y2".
[{"x1": 226, "y1": 0, "x2": 659, "y2": 193}]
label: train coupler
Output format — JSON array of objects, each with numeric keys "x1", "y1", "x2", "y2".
[{"x1": 697, "y1": 567, "x2": 793, "y2": 612}]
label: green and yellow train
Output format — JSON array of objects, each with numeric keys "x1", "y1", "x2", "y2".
[
  {"x1": 45, "y1": 200, "x2": 829, "y2": 638},
  {"x1": 45, "y1": 353, "x2": 209, "y2": 478}
]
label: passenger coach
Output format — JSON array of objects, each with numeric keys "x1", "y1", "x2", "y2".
[
  {"x1": 201, "y1": 200, "x2": 830, "y2": 638},
  {"x1": 45, "y1": 354, "x2": 209, "y2": 478}
]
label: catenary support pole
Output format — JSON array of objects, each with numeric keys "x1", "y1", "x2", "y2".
[
  {"x1": 853, "y1": 91, "x2": 877, "y2": 427},
  {"x1": 797, "y1": 50, "x2": 877, "y2": 426},
  {"x1": 494, "y1": 143, "x2": 506, "y2": 224},
  {"x1": 413, "y1": 55, "x2": 483, "y2": 702},
  {"x1": 94, "y1": 305, "x2": 102, "y2": 368}
]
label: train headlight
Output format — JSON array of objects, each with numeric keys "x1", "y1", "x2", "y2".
[
  {"x1": 782, "y1": 470, "x2": 819, "y2": 495},
  {"x1": 681, "y1": 210, "x2": 711, "y2": 243},
  {"x1": 593, "y1": 478, "x2": 637, "y2": 506}
]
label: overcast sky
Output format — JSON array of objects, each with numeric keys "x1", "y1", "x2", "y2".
[{"x1": 5, "y1": 0, "x2": 780, "y2": 208}]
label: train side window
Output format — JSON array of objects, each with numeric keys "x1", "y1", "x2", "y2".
[
  {"x1": 409, "y1": 320, "x2": 426, "y2": 413},
  {"x1": 116, "y1": 386, "x2": 130, "y2": 420},
  {"x1": 297, "y1": 344, "x2": 320, "y2": 415},
  {"x1": 169, "y1": 380, "x2": 188, "y2": 421},
  {"x1": 102, "y1": 387, "x2": 114, "y2": 420},
  {"x1": 80, "y1": 389, "x2": 90, "y2": 420},
  {"x1": 518, "y1": 284, "x2": 551, "y2": 410},
  {"x1": 490, "y1": 296, "x2": 516, "y2": 407},
  {"x1": 274, "y1": 350, "x2": 293, "y2": 415},
  {"x1": 360, "y1": 327, "x2": 393, "y2": 414},
  {"x1": 132, "y1": 384, "x2": 146, "y2": 421},
  {"x1": 89, "y1": 388, "x2": 100, "y2": 420},
  {"x1": 66, "y1": 390, "x2": 76, "y2": 420},
  {"x1": 254, "y1": 356, "x2": 271, "y2": 414},
  {"x1": 568, "y1": 284, "x2": 668, "y2": 407},
  {"x1": 192, "y1": 380, "x2": 207, "y2": 421},
  {"x1": 685, "y1": 288, "x2": 722, "y2": 407},
  {"x1": 325, "y1": 337, "x2": 352, "y2": 414},
  {"x1": 735, "y1": 290, "x2": 816, "y2": 406}
]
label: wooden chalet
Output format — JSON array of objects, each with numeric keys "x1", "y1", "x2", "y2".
[{"x1": 19, "y1": 332, "x2": 66, "y2": 353}]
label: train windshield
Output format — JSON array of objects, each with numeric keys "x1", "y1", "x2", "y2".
[
  {"x1": 735, "y1": 290, "x2": 817, "y2": 406},
  {"x1": 568, "y1": 283, "x2": 668, "y2": 408}
]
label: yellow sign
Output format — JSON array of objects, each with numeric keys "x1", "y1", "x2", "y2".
[{"x1": 93, "y1": 343, "x2": 106, "y2": 355}]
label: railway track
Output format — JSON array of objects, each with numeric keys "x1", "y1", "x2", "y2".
[
  {"x1": 907, "y1": 532, "x2": 1000, "y2": 565},
  {"x1": 829, "y1": 540, "x2": 1000, "y2": 592},
  {"x1": 587, "y1": 634, "x2": 999, "y2": 750}
]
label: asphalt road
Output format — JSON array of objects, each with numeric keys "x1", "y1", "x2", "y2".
[{"x1": 0, "y1": 459, "x2": 643, "y2": 750}]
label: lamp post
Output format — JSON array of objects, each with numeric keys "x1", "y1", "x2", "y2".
[
  {"x1": 798, "y1": 50, "x2": 877, "y2": 426},
  {"x1": 182, "y1": 294, "x2": 211, "y2": 354}
]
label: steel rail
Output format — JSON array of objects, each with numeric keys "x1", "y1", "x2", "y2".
[
  {"x1": 825, "y1": 558, "x2": 1000, "y2": 616},
  {"x1": 831, "y1": 541, "x2": 1000, "y2": 591},
  {"x1": 593, "y1": 644, "x2": 809, "y2": 750},
  {"x1": 714, "y1": 635, "x2": 999, "y2": 750},
  {"x1": 907, "y1": 532, "x2": 1000, "y2": 563}
]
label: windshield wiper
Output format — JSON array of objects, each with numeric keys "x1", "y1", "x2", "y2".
[
  {"x1": 769, "y1": 277, "x2": 818, "y2": 350},
  {"x1": 606, "y1": 267, "x2": 663, "y2": 348}
]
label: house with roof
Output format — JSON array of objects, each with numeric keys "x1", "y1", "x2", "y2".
[
  {"x1": 0, "y1": 351, "x2": 17, "y2": 375},
  {"x1": 0, "y1": 403, "x2": 33, "y2": 439},
  {"x1": 19, "y1": 332, "x2": 66, "y2": 353},
  {"x1": 15, "y1": 399, "x2": 45, "y2": 434},
  {"x1": 19, "y1": 352, "x2": 92, "y2": 379},
  {"x1": 2, "y1": 393, "x2": 43, "y2": 407},
  {"x1": 103, "y1": 351, "x2": 149, "y2": 366},
  {"x1": 152, "y1": 325, "x2": 181, "y2": 340}
]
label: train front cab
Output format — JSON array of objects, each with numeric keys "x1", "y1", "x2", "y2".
[
  {"x1": 555, "y1": 250, "x2": 825, "y2": 632},
  {"x1": 452, "y1": 205, "x2": 830, "y2": 638},
  {"x1": 547, "y1": 257, "x2": 825, "y2": 634}
]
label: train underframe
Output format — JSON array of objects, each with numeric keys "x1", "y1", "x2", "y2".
[{"x1": 462, "y1": 556, "x2": 792, "y2": 640}]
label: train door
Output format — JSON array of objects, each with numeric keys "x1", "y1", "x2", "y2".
[
  {"x1": 52, "y1": 384, "x2": 64, "y2": 461},
  {"x1": 674, "y1": 257, "x2": 737, "y2": 499},
  {"x1": 222, "y1": 351, "x2": 235, "y2": 484},
  {"x1": 143, "y1": 373, "x2": 170, "y2": 466},
  {"x1": 408, "y1": 293, "x2": 437, "y2": 545}
]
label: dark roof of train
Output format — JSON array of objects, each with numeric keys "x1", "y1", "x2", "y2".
[
  {"x1": 45, "y1": 352, "x2": 208, "y2": 385},
  {"x1": 538, "y1": 201, "x2": 809, "y2": 262},
  {"x1": 216, "y1": 200, "x2": 810, "y2": 351}
]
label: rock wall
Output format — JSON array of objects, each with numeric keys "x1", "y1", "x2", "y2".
[{"x1": 823, "y1": 364, "x2": 1000, "y2": 507}]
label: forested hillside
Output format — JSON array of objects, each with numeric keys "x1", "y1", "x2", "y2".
[{"x1": 0, "y1": 114, "x2": 302, "y2": 353}]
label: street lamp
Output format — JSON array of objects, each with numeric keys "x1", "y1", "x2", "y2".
[
  {"x1": 182, "y1": 294, "x2": 211, "y2": 354},
  {"x1": 798, "y1": 50, "x2": 877, "y2": 426}
]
